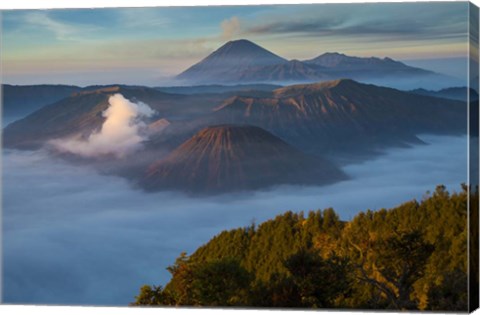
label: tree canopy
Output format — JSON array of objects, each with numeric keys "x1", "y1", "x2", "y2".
[{"x1": 132, "y1": 185, "x2": 472, "y2": 311}]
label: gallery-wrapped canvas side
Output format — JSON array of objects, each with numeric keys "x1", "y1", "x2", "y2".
[{"x1": 469, "y1": 2, "x2": 480, "y2": 313}]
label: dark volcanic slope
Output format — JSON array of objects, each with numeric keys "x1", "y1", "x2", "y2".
[
  {"x1": 142, "y1": 125, "x2": 346, "y2": 194},
  {"x1": 214, "y1": 79, "x2": 467, "y2": 155}
]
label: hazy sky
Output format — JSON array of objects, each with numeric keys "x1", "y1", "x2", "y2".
[{"x1": 1, "y1": 2, "x2": 470, "y2": 85}]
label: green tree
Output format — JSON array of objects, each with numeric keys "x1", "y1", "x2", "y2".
[
  {"x1": 251, "y1": 274, "x2": 302, "y2": 307},
  {"x1": 189, "y1": 258, "x2": 252, "y2": 306},
  {"x1": 283, "y1": 249, "x2": 351, "y2": 308},
  {"x1": 133, "y1": 185, "x2": 469, "y2": 311},
  {"x1": 427, "y1": 269, "x2": 468, "y2": 311},
  {"x1": 164, "y1": 252, "x2": 195, "y2": 305},
  {"x1": 350, "y1": 231, "x2": 434, "y2": 309},
  {"x1": 131, "y1": 285, "x2": 174, "y2": 306}
]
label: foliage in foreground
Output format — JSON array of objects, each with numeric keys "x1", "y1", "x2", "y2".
[{"x1": 131, "y1": 185, "x2": 474, "y2": 311}]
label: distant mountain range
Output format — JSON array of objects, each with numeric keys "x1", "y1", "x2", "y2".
[
  {"x1": 176, "y1": 39, "x2": 448, "y2": 88},
  {"x1": 5, "y1": 79, "x2": 466, "y2": 154},
  {"x1": 410, "y1": 87, "x2": 479, "y2": 101},
  {"x1": 3, "y1": 79, "x2": 467, "y2": 194},
  {"x1": 2, "y1": 83, "x2": 283, "y2": 127},
  {"x1": 1, "y1": 39, "x2": 471, "y2": 195}
]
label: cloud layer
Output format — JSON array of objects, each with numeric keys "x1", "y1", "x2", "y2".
[
  {"x1": 241, "y1": 3, "x2": 467, "y2": 40},
  {"x1": 50, "y1": 93, "x2": 154, "y2": 158},
  {"x1": 2, "y1": 135, "x2": 468, "y2": 306}
]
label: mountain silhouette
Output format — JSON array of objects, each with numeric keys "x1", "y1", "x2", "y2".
[{"x1": 176, "y1": 40, "x2": 439, "y2": 85}]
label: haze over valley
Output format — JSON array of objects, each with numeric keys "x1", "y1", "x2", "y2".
[{"x1": 2, "y1": 133, "x2": 468, "y2": 305}]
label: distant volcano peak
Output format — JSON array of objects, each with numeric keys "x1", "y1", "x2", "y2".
[
  {"x1": 224, "y1": 38, "x2": 260, "y2": 47},
  {"x1": 320, "y1": 52, "x2": 346, "y2": 57},
  {"x1": 210, "y1": 39, "x2": 285, "y2": 60},
  {"x1": 176, "y1": 39, "x2": 287, "y2": 83}
]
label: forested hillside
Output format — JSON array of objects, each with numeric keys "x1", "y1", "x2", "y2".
[{"x1": 132, "y1": 185, "x2": 474, "y2": 310}]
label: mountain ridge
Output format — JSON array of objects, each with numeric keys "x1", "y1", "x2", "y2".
[
  {"x1": 213, "y1": 79, "x2": 466, "y2": 157},
  {"x1": 142, "y1": 124, "x2": 346, "y2": 194},
  {"x1": 303, "y1": 52, "x2": 422, "y2": 72},
  {"x1": 4, "y1": 79, "x2": 468, "y2": 173}
]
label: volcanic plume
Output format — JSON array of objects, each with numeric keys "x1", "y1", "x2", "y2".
[{"x1": 49, "y1": 93, "x2": 155, "y2": 158}]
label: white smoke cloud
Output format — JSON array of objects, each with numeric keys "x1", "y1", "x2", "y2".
[
  {"x1": 221, "y1": 16, "x2": 241, "y2": 41},
  {"x1": 50, "y1": 93, "x2": 155, "y2": 158}
]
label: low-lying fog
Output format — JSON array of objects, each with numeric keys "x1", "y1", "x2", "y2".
[{"x1": 2, "y1": 134, "x2": 467, "y2": 306}]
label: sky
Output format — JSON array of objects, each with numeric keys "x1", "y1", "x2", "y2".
[{"x1": 0, "y1": 2, "x2": 472, "y2": 85}]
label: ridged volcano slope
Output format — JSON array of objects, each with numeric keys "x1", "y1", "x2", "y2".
[{"x1": 142, "y1": 125, "x2": 346, "y2": 194}]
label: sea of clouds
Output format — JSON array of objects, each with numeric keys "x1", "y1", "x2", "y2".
[{"x1": 2, "y1": 134, "x2": 468, "y2": 306}]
